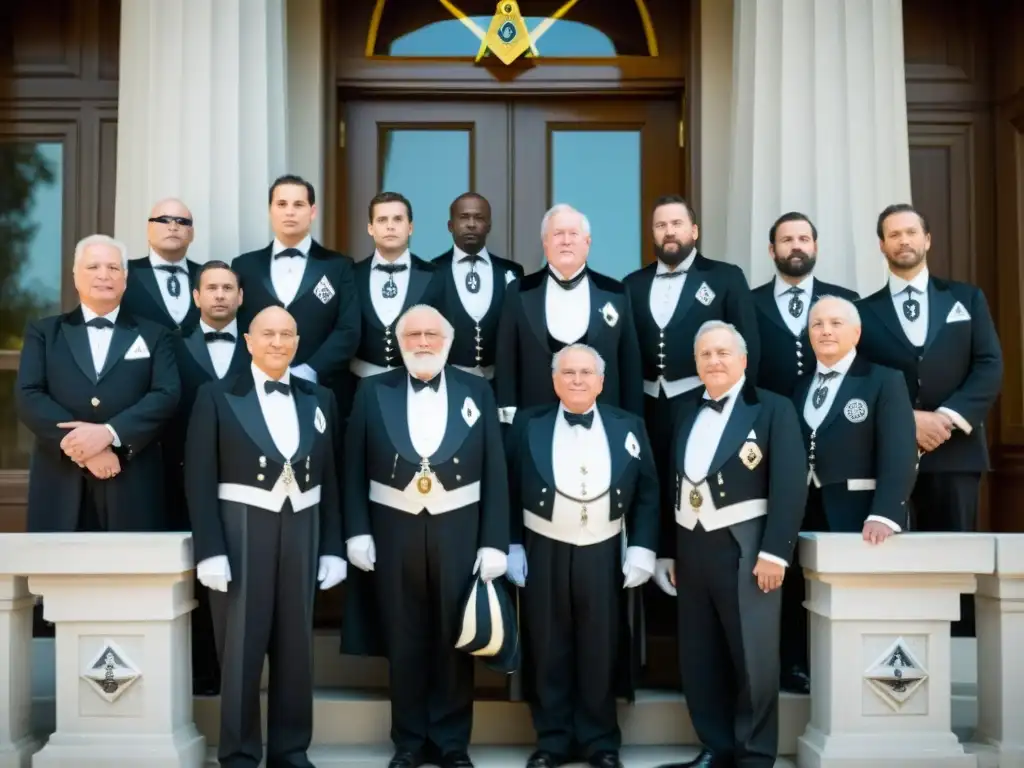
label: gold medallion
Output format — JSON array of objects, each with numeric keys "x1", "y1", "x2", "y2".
[
  {"x1": 281, "y1": 460, "x2": 295, "y2": 488},
  {"x1": 417, "y1": 474, "x2": 433, "y2": 494},
  {"x1": 689, "y1": 487, "x2": 703, "y2": 510},
  {"x1": 740, "y1": 442, "x2": 763, "y2": 470}
]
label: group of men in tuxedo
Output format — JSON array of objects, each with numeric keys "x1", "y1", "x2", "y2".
[{"x1": 15, "y1": 169, "x2": 1003, "y2": 768}]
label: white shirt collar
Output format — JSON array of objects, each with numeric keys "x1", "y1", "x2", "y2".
[
  {"x1": 271, "y1": 235, "x2": 312, "y2": 257},
  {"x1": 548, "y1": 262, "x2": 587, "y2": 282},
  {"x1": 200, "y1": 318, "x2": 238, "y2": 337},
  {"x1": 251, "y1": 362, "x2": 291, "y2": 390},
  {"x1": 703, "y1": 375, "x2": 746, "y2": 403},
  {"x1": 81, "y1": 304, "x2": 120, "y2": 324},
  {"x1": 655, "y1": 248, "x2": 697, "y2": 275},
  {"x1": 888, "y1": 267, "x2": 929, "y2": 296},
  {"x1": 373, "y1": 249, "x2": 411, "y2": 267},
  {"x1": 774, "y1": 273, "x2": 815, "y2": 297},
  {"x1": 148, "y1": 249, "x2": 188, "y2": 269},
  {"x1": 453, "y1": 245, "x2": 490, "y2": 264},
  {"x1": 816, "y1": 348, "x2": 856, "y2": 376}
]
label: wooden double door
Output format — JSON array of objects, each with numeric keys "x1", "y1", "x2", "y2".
[{"x1": 343, "y1": 98, "x2": 682, "y2": 276}]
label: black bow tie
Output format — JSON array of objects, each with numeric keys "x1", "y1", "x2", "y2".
[
  {"x1": 702, "y1": 396, "x2": 729, "y2": 413},
  {"x1": 563, "y1": 410, "x2": 594, "y2": 429},
  {"x1": 548, "y1": 266, "x2": 587, "y2": 291},
  {"x1": 458, "y1": 253, "x2": 483, "y2": 264},
  {"x1": 154, "y1": 264, "x2": 186, "y2": 274},
  {"x1": 274, "y1": 248, "x2": 305, "y2": 260},
  {"x1": 410, "y1": 374, "x2": 441, "y2": 393},
  {"x1": 204, "y1": 331, "x2": 235, "y2": 343},
  {"x1": 264, "y1": 380, "x2": 291, "y2": 396},
  {"x1": 85, "y1": 317, "x2": 114, "y2": 330},
  {"x1": 374, "y1": 262, "x2": 409, "y2": 274},
  {"x1": 656, "y1": 269, "x2": 686, "y2": 279}
]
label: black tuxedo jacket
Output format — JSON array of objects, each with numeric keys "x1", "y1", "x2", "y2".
[
  {"x1": 856, "y1": 277, "x2": 1003, "y2": 473},
  {"x1": 15, "y1": 306, "x2": 181, "y2": 532},
  {"x1": 431, "y1": 249, "x2": 525, "y2": 369},
  {"x1": 234, "y1": 241, "x2": 360, "y2": 388},
  {"x1": 752, "y1": 277, "x2": 859, "y2": 397},
  {"x1": 663, "y1": 384, "x2": 807, "y2": 562},
  {"x1": 792, "y1": 355, "x2": 918, "y2": 531},
  {"x1": 343, "y1": 366, "x2": 509, "y2": 552},
  {"x1": 352, "y1": 253, "x2": 441, "y2": 369},
  {"x1": 184, "y1": 371, "x2": 342, "y2": 564},
  {"x1": 122, "y1": 257, "x2": 202, "y2": 333},
  {"x1": 624, "y1": 254, "x2": 761, "y2": 387},
  {"x1": 504, "y1": 404, "x2": 659, "y2": 550},
  {"x1": 495, "y1": 268, "x2": 644, "y2": 419}
]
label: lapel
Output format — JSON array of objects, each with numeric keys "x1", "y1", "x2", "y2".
[
  {"x1": 708, "y1": 387, "x2": 762, "y2": 476},
  {"x1": 60, "y1": 308, "x2": 99, "y2": 384},
  {"x1": 183, "y1": 327, "x2": 217, "y2": 379},
  {"x1": 355, "y1": 259, "x2": 383, "y2": 329},
  {"x1": 599, "y1": 405, "x2": 633, "y2": 487},
  {"x1": 814, "y1": 355, "x2": 869, "y2": 434},
  {"x1": 793, "y1": 373, "x2": 815, "y2": 440},
  {"x1": 924, "y1": 278, "x2": 955, "y2": 354},
  {"x1": 520, "y1": 275, "x2": 551, "y2": 352},
  {"x1": 482, "y1": 256, "x2": 508, "y2": 325},
  {"x1": 666, "y1": 254, "x2": 715, "y2": 329},
  {"x1": 376, "y1": 374, "x2": 420, "y2": 464},
  {"x1": 256, "y1": 245, "x2": 279, "y2": 303},
  {"x1": 224, "y1": 371, "x2": 287, "y2": 463},
  {"x1": 401, "y1": 256, "x2": 432, "y2": 314},
  {"x1": 867, "y1": 290, "x2": 917, "y2": 354},
  {"x1": 587, "y1": 277, "x2": 610, "y2": 350},
  {"x1": 753, "y1": 280, "x2": 792, "y2": 335},
  {"x1": 98, "y1": 311, "x2": 141, "y2": 381},
  {"x1": 673, "y1": 402, "x2": 702, "y2": 472},
  {"x1": 227, "y1": 339, "x2": 250, "y2": 376},
  {"x1": 290, "y1": 242, "x2": 329, "y2": 307},
  {"x1": 430, "y1": 370, "x2": 473, "y2": 464},
  {"x1": 292, "y1": 383, "x2": 318, "y2": 461},
  {"x1": 133, "y1": 260, "x2": 171, "y2": 321},
  {"x1": 528, "y1": 407, "x2": 558, "y2": 491}
]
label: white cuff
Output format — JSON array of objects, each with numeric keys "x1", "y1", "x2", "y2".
[
  {"x1": 290, "y1": 363, "x2": 318, "y2": 384},
  {"x1": 624, "y1": 546, "x2": 656, "y2": 575},
  {"x1": 866, "y1": 515, "x2": 902, "y2": 533},
  {"x1": 758, "y1": 551, "x2": 788, "y2": 568},
  {"x1": 104, "y1": 424, "x2": 121, "y2": 448},
  {"x1": 498, "y1": 406, "x2": 517, "y2": 425},
  {"x1": 937, "y1": 407, "x2": 972, "y2": 434}
]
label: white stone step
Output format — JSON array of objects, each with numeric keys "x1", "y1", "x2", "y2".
[{"x1": 201, "y1": 745, "x2": 798, "y2": 767}]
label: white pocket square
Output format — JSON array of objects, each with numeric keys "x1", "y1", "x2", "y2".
[
  {"x1": 314, "y1": 407, "x2": 327, "y2": 434},
  {"x1": 946, "y1": 301, "x2": 971, "y2": 323},
  {"x1": 462, "y1": 397, "x2": 480, "y2": 427},
  {"x1": 747, "y1": 430, "x2": 757, "y2": 439},
  {"x1": 625, "y1": 432, "x2": 640, "y2": 459},
  {"x1": 124, "y1": 336, "x2": 150, "y2": 360}
]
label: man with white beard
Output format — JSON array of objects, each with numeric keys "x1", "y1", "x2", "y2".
[{"x1": 343, "y1": 304, "x2": 510, "y2": 768}]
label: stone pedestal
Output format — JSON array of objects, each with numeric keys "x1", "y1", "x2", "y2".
[
  {"x1": 0, "y1": 534, "x2": 204, "y2": 768},
  {"x1": 972, "y1": 534, "x2": 1024, "y2": 768},
  {"x1": 0, "y1": 575, "x2": 39, "y2": 768},
  {"x1": 797, "y1": 533, "x2": 994, "y2": 768}
]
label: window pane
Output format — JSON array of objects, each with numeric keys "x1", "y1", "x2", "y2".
[
  {"x1": 380, "y1": 130, "x2": 470, "y2": 259},
  {"x1": 550, "y1": 131, "x2": 641, "y2": 280},
  {"x1": 0, "y1": 370, "x2": 32, "y2": 470},
  {"x1": 389, "y1": 17, "x2": 616, "y2": 57},
  {"x1": 0, "y1": 142, "x2": 63, "y2": 351}
]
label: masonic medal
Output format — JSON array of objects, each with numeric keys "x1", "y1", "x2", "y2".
[
  {"x1": 902, "y1": 295, "x2": 920, "y2": 321},
  {"x1": 740, "y1": 442, "x2": 763, "y2": 470},
  {"x1": 788, "y1": 293, "x2": 804, "y2": 318},
  {"x1": 382, "y1": 278, "x2": 398, "y2": 299},
  {"x1": 688, "y1": 487, "x2": 703, "y2": 510},
  {"x1": 465, "y1": 269, "x2": 481, "y2": 294},
  {"x1": 281, "y1": 460, "x2": 295, "y2": 488},
  {"x1": 417, "y1": 457, "x2": 433, "y2": 494},
  {"x1": 166, "y1": 273, "x2": 181, "y2": 298},
  {"x1": 812, "y1": 385, "x2": 828, "y2": 409}
]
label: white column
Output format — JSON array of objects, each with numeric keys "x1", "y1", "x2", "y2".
[
  {"x1": 972, "y1": 534, "x2": 1024, "y2": 768},
  {"x1": 797, "y1": 533, "x2": 992, "y2": 768},
  {"x1": 0, "y1": 576, "x2": 39, "y2": 768},
  {"x1": 114, "y1": 0, "x2": 289, "y2": 263},
  {"x1": 0, "y1": 534, "x2": 204, "y2": 768},
  {"x1": 724, "y1": 0, "x2": 912, "y2": 295}
]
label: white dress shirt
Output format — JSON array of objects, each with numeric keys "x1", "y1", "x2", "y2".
[
  {"x1": 81, "y1": 304, "x2": 119, "y2": 375},
  {"x1": 552, "y1": 405, "x2": 612, "y2": 503},
  {"x1": 200, "y1": 319, "x2": 238, "y2": 380},
  {"x1": 648, "y1": 249, "x2": 696, "y2": 329},
  {"x1": 888, "y1": 267, "x2": 929, "y2": 348},
  {"x1": 546, "y1": 265, "x2": 590, "y2": 344},
  {"x1": 684, "y1": 376, "x2": 788, "y2": 567},
  {"x1": 148, "y1": 250, "x2": 191, "y2": 324},
  {"x1": 408, "y1": 372, "x2": 448, "y2": 458},
  {"x1": 774, "y1": 274, "x2": 815, "y2": 337},
  {"x1": 802, "y1": 348, "x2": 856, "y2": 431},
  {"x1": 370, "y1": 249, "x2": 412, "y2": 328},
  {"x1": 452, "y1": 245, "x2": 492, "y2": 321},
  {"x1": 251, "y1": 363, "x2": 300, "y2": 460},
  {"x1": 270, "y1": 234, "x2": 312, "y2": 307}
]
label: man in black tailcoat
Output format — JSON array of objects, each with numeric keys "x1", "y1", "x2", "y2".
[
  {"x1": 185, "y1": 305, "x2": 346, "y2": 768},
  {"x1": 343, "y1": 304, "x2": 508, "y2": 768},
  {"x1": 496, "y1": 203, "x2": 643, "y2": 426},
  {"x1": 653, "y1": 321, "x2": 806, "y2": 768},
  {"x1": 856, "y1": 203, "x2": 1003, "y2": 636},
  {"x1": 432, "y1": 192, "x2": 524, "y2": 381},
  {"x1": 16, "y1": 234, "x2": 180, "y2": 532}
]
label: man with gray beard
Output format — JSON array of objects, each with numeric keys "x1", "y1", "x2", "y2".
[{"x1": 343, "y1": 304, "x2": 510, "y2": 768}]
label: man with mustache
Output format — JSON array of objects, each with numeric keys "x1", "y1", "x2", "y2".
[
  {"x1": 749, "y1": 212, "x2": 860, "y2": 693},
  {"x1": 856, "y1": 203, "x2": 1003, "y2": 637},
  {"x1": 751, "y1": 212, "x2": 860, "y2": 399},
  {"x1": 343, "y1": 304, "x2": 509, "y2": 768}
]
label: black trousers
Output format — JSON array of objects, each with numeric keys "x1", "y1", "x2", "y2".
[
  {"x1": 209, "y1": 500, "x2": 318, "y2": 768},
  {"x1": 676, "y1": 524, "x2": 779, "y2": 768},
  {"x1": 912, "y1": 471, "x2": 981, "y2": 637},
  {"x1": 780, "y1": 485, "x2": 828, "y2": 673},
  {"x1": 523, "y1": 532, "x2": 621, "y2": 758},
  {"x1": 373, "y1": 506, "x2": 478, "y2": 756},
  {"x1": 76, "y1": 475, "x2": 110, "y2": 531}
]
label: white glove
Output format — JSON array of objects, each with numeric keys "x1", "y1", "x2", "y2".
[
  {"x1": 622, "y1": 546, "x2": 655, "y2": 589},
  {"x1": 653, "y1": 558, "x2": 677, "y2": 596},
  {"x1": 289, "y1": 363, "x2": 318, "y2": 384},
  {"x1": 473, "y1": 546, "x2": 508, "y2": 583},
  {"x1": 346, "y1": 535, "x2": 376, "y2": 572},
  {"x1": 317, "y1": 555, "x2": 347, "y2": 590},
  {"x1": 506, "y1": 544, "x2": 527, "y2": 587},
  {"x1": 197, "y1": 555, "x2": 231, "y2": 593}
]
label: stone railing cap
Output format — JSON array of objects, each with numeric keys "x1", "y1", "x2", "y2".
[
  {"x1": 0, "y1": 533, "x2": 194, "y2": 576},
  {"x1": 799, "y1": 532, "x2": 995, "y2": 575},
  {"x1": 992, "y1": 533, "x2": 1024, "y2": 575}
]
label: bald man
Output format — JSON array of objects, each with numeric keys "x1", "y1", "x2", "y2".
[
  {"x1": 185, "y1": 305, "x2": 346, "y2": 768},
  {"x1": 121, "y1": 198, "x2": 202, "y2": 332}
]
